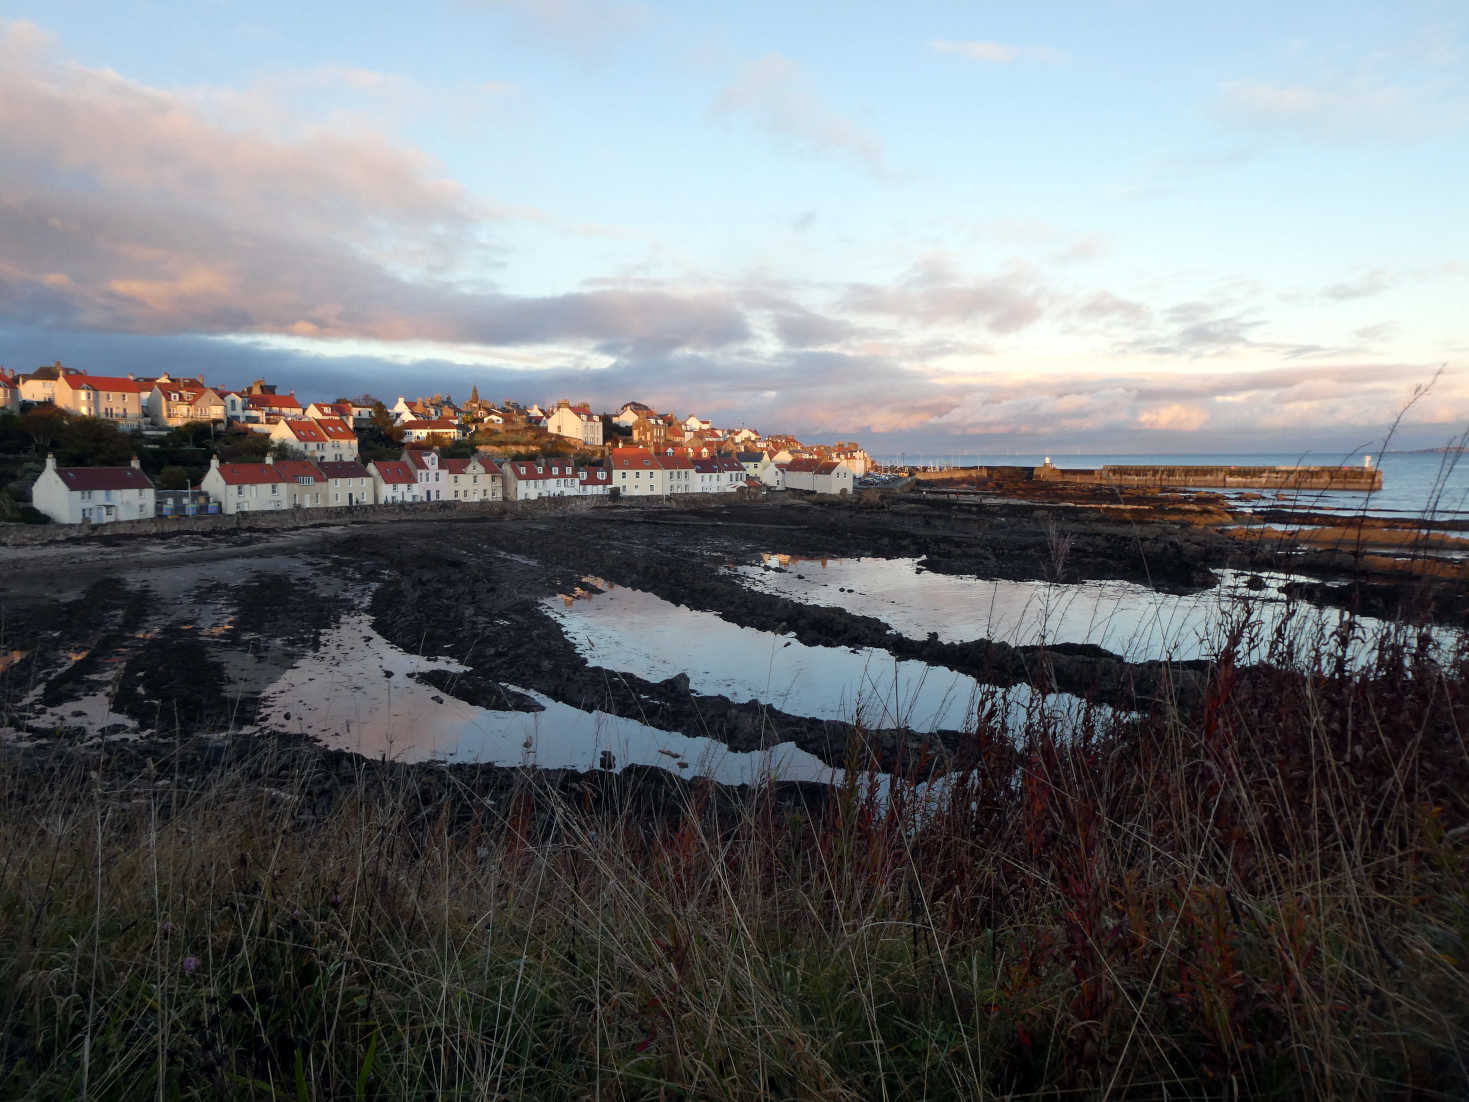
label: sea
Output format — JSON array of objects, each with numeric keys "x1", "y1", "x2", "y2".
[{"x1": 871, "y1": 451, "x2": 1469, "y2": 521}]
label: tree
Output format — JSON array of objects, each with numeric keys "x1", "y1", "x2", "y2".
[
  {"x1": 269, "y1": 440, "x2": 306, "y2": 461},
  {"x1": 20, "y1": 405, "x2": 68, "y2": 454},
  {"x1": 55, "y1": 417, "x2": 135, "y2": 467},
  {"x1": 217, "y1": 431, "x2": 271, "y2": 462},
  {"x1": 370, "y1": 401, "x2": 395, "y2": 434},
  {"x1": 157, "y1": 466, "x2": 192, "y2": 490}
]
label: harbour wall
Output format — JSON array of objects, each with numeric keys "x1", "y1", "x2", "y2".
[
  {"x1": 1033, "y1": 464, "x2": 1382, "y2": 492},
  {"x1": 908, "y1": 463, "x2": 1382, "y2": 491}
]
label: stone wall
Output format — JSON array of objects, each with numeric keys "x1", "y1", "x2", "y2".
[{"x1": 0, "y1": 489, "x2": 768, "y2": 547}]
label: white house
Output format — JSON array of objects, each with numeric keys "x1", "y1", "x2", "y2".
[
  {"x1": 692, "y1": 457, "x2": 746, "y2": 493},
  {"x1": 578, "y1": 466, "x2": 611, "y2": 496},
  {"x1": 0, "y1": 371, "x2": 19, "y2": 413},
  {"x1": 31, "y1": 455, "x2": 155, "y2": 524},
  {"x1": 683, "y1": 414, "x2": 712, "y2": 433},
  {"x1": 53, "y1": 373, "x2": 150, "y2": 431},
  {"x1": 241, "y1": 393, "x2": 304, "y2": 429},
  {"x1": 272, "y1": 460, "x2": 329, "y2": 508},
  {"x1": 305, "y1": 401, "x2": 353, "y2": 422},
  {"x1": 737, "y1": 450, "x2": 785, "y2": 489},
  {"x1": 443, "y1": 456, "x2": 502, "y2": 502},
  {"x1": 317, "y1": 460, "x2": 375, "y2": 507},
  {"x1": 612, "y1": 401, "x2": 651, "y2": 428},
  {"x1": 779, "y1": 458, "x2": 854, "y2": 495},
  {"x1": 657, "y1": 452, "x2": 695, "y2": 494},
  {"x1": 503, "y1": 458, "x2": 580, "y2": 501},
  {"x1": 368, "y1": 459, "x2": 421, "y2": 504},
  {"x1": 147, "y1": 380, "x2": 226, "y2": 427},
  {"x1": 404, "y1": 448, "x2": 448, "y2": 500},
  {"x1": 18, "y1": 363, "x2": 84, "y2": 404},
  {"x1": 201, "y1": 456, "x2": 292, "y2": 514},
  {"x1": 545, "y1": 402, "x2": 604, "y2": 446},
  {"x1": 607, "y1": 447, "x2": 665, "y2": 497},
  {"x1": 398, "y1": 418, "x2": 463, "y2": 443},
  {"x1": 270, "y1": 417, "x2": 359, "y2": 463}
]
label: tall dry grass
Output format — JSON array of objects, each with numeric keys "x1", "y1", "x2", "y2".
[{"x1": 1, "y1": 598, "x2": 1467, "y2": 1099}]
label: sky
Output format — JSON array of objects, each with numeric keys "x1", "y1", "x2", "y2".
[{"x1": 1, "y1": 0, "x2": 1466, "y2": 454}]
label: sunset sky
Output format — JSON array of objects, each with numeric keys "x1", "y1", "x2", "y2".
[{"x1": 1, "y1": 1, "x2": 1465, "y2": 453}]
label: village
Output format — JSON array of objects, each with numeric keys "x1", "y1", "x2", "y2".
[{"x1": 0, "y1": 363, "x2": 872, "y2": 524}]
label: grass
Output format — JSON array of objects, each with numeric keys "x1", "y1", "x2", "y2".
[{"x1": 1, "y1": 600, "x2": 1467, "y2": 1098}]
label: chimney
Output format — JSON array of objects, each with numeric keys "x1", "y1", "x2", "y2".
[
  {"x1": 210, "y1": 455, "x2": 220, "y2": 470},
  {"x1": 45, "y1": 453, "x2": 56, "y2": 472},
  {"x1": 130, "y1": 456, "x2": 140, "y2": 469}
]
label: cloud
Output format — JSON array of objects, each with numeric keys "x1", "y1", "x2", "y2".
[
  {"x1": 0, "y1": 22, "x2": 757, "y2": 358},
  {"x1": 767, "y1": 306, "x2": 862, "y2": 349},
  {"x1": 1136, "y1": 403, "x2": 1208, "y2": 432},
  {"x1": 1118, "y1": 300, "x2": 1348, "y2": 360},
  {"x1": 710, "y1": 54, "x2": 887, "y2": 177},
  {"x1": 1353, "y1": 321, "x2": 1401, "y2": 343},
  {"x1": 1054, "y1": 235, "x2": 1106, "y2": 264},
  {"x1": 930, "y1": 40, "x2": 1066, "y2": 65},
  {"x1": 477, "y1": 0, "x2": 649, "y2": 42},
  {"x1": 920, "y1": 362, "x2": 1461, "y2": 444},
  {"x1": 1322, "y1": 269, "x2": 1396, "y2": 301},
  {"x1": 1072, "y1": 290, "x2": 1150, "y2": 326},
  {"x1": 1216, "y1": 77, "x2": 1464, "y2": 142},
  {"x1": 840, "y1": 255, "x2": 1047, "y2": 334}
]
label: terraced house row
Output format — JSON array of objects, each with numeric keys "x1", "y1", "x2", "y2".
[{"x1": 27, "y1": 445, "x2": 793, "y2": 525}]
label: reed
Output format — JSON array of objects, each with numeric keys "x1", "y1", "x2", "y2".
[{"x1": 0, "y1": 590, "x2": 1466, "y2": 1098}]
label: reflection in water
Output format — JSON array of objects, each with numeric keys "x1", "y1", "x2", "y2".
[
  {"x1": 544, "y1": 586, "x2": 1099, "y2": 734},
  {"x1": 253, "y1": 614, "x2": 834, "y2": 785},
  {"x1": 734, "y1": 556, "x2": 1441, "y2": 664}
]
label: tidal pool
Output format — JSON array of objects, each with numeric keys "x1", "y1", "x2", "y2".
[
  {"x1": 253, "y1": 613, "x2": 835, "y2": 785},
  {"x1": 732, "y1": 557, "x2": 1439, "y2": 664},
  {"x1": 543, "y1": 585, "x2": 1101, "y2": 735}
]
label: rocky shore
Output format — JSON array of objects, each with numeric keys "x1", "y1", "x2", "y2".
[{"x1": 2, "y1": 493, "x2": 1462, "y2": 790}]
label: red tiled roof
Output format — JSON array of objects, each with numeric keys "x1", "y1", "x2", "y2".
[
  {"x1": 247, "y1": 393, "x2": 303, "y2": 411},
  {"x1": 404, "y1": 449, "x2": 435, "y2": 470},
  {"x1": 508, "y1": 460, "x2": 575, "y2": 480},
  {"x1": 780, "y1": 457, "x2": 822, "y2": 472},
  {"x1": 399, "y1": 419, "x2": 458, "y2": 432},
  {"x1": 317, "y1": 460, "x2": 369, "y2": 479},
  {"x1": 280, "y1": 420, "x2": 329, "y2": 443},
  {"x1": 655, "y1": 454, "x2": 693, "y2": 470},
  {"x1": 314, "y1": 417, "x2": 355, "y2": 440},
  {"x1": 214, "y1": 462, "x2": 287, "y2": 486},
  {"x1": 55, "y1": 465, "x2": 153, "y2": 491},
  {"x1": 442, "y1": 458, "x2": 484, "y2": 475},
  {"x1": 372, "y1": 460, "x2": 415, "y2": 485},
  {"x1": 273, "y1": 460, "x2": 325, "y2": 483},
  {"x1": 61, "y1": 374, "x2": 150, "y2": 395},
  {"x1": 609, "y1": 448, "x2": 657, "y2": 470}
]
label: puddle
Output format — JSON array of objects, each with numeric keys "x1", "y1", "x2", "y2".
[
  {"x1": 544, "y1": 586, "x2": 1099, "y2": 733},
  {"x1": 731, "y1": 557, "x2": 1444, "y2": 664},
  {"x1": 252, "y1": 614, "x2": 834, "y2": 784}
]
